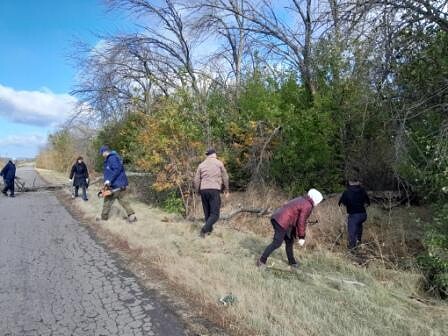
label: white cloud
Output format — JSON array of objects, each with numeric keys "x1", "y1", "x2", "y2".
[
  {"x1": 0, "y1": 134, "x2": 47, "y2": 148},
  {"x1": 0, "y1": 84, "x2": 78, "y2": 127}
]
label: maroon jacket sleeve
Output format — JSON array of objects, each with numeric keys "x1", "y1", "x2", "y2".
[{"x1": 295, "y1": 203, "x2": 312, "y2": 239}]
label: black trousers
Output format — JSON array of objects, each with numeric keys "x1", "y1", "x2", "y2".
[
  {"x1": 2, "y1": 179, "x2": 14, "y2": 196},
  {"x1": 74, "y1": 185, "x2": 88, "y2": 200},
  {"x1": 260, "y1": 219, "x2": 296, "y2": 265},
  {"x1": 347, "y1": 213, "x2": 367, "y2": 249},
  {"x1": 200, "y1": 189, "x2": 221, "y2": 234}
]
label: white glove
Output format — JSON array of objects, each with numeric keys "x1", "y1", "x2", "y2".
[
  {"x1": 69, "y1": 179, "x2": 72, "y2": 182},
  {"x1": 104, "y1": 180, "x2": 110, "y2": 186},
  {"x1": 86, "y1": 178, "x2": 89, "y2": 184},
  {"x1": 298, "y1": 239, "x2": 305, "y2": 246}
]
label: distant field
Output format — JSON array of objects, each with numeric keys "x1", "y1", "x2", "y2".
[{"x1": 38, "y1": 168, "x2": 448, "y2": 336}]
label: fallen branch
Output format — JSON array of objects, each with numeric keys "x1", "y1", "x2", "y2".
[
  {"x1": 19, "y1": 185, "x2": 69, "y2": 192},
  {"x1": 188, "y1": 207, "x2": 271, "y2": 222},
  {"x1": 190, "y1": 206, "x2": 320, "y2": 227},
  {"x1": 14, "y1": 178, "x2": 26, "y2": 192},
  {"x1": 221, "y1": 207, "x2": 271, "y2": 220},
  {"x1": 1, "y1": 177, "x2": 70, "y2": 193}
]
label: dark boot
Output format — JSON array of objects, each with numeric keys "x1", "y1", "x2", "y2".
[
  {"x1": 289, "y1": 262, "x2": 300, "y2": 269},
  {"x1": 256, "y1": 258, "x2": 267, "y2": 269}
]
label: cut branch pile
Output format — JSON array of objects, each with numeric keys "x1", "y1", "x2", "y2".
[
  {"x1": 0, "y1": 177, "x2": 70, "y2": 193},
  {"x1": 18, "y1": 185, "x2": 70, "y2": 192}
]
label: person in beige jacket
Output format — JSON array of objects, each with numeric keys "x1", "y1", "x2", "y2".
[{"x1": 194, "y1": 148, "x2": 229, "y2": 237}]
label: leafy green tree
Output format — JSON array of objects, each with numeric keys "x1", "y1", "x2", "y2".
[
  {"x1": 393, "y1": 29, "x2": 448, "y2": 200},
  {"x1": 93, "y1": 113, "x2": 147, "y2": 171}
]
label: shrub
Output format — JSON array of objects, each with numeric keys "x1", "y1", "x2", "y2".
[
  {"x1": 162, "y1": 191, "x2": 185, "y2": 215},
  {"x1": 418, "y1": 203, "x2": 448, "y2": 298},
  {"x1": 36, "y1": 129, "x2": 77, "y2": 173},
  {"x1": 93, "y1": 113, "x2": 147, "y2": 171},
  {"x1": 270, "y1": 84, "x2": 341, "y2": 194},
  {"x1": 134, "y1": 98, "x2": 204, "y2": 214}
]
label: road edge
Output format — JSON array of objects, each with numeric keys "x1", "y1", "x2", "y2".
[{"x1": 36, "y1": 169, "x2": 238, "y2": 336}]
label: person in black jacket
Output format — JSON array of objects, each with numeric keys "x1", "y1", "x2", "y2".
[
  {"x1": 1, "y1": 158, "x2": 17, "y2": 197},
  {"x1": 338, "y1": 179, "x2": 370, "y2": 250},
  {"x1": 69, "y1": 156, "x2": 89, "y2": 201}
]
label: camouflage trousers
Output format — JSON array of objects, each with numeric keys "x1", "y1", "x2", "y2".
[{"x1": 101, "y1": 189, "x2": 135, "y2": 220}]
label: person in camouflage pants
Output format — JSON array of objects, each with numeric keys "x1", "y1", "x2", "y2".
[
  {"x1": 99, "y1": 145, "x2": 137, "y2": 223},
  {"x1": 101, "y1": 189, "x2": 134, "y2": 220}
]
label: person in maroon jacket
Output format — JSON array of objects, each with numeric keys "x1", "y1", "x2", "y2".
[{"x1": 257, "y1": 189, "x2": 323, "y2": 268}]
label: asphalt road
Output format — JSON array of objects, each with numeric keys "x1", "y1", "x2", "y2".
[{"x1": 0, "y1": 167, "x2": 186, "y2": 336}]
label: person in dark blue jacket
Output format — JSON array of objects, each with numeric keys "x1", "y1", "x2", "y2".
[
  {"x1": 99, "y1": 145, "x2": 137, "y2": 222},
  {"x1": 1, "y1": 158, "x2": 17, "y2": 197},
  {"x1": 339, "y1": 179, "x2": 370, "y2": 250},
  {"x1": 69, "y1": 156, "x2": 89, "y2": 201}
]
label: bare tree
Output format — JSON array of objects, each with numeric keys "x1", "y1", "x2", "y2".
[
  {"x1": 192, "y1": 0, "x2": 251, "y2": 87},
  {"x1": 106, "y1": 0, "x2": 200, "y2": 94},
  {"x1": 72, "y1": 0, "x2": 204, "y2": 123},
  {"x1": 198, "y1": 0, "x2": 348, "y2": 98},
  {"x1": 72, "y1": 39, "x2": 154, "y2": 122},
  {"x1": 362, "y1": 1, "x2": 448, "y2": 32}
]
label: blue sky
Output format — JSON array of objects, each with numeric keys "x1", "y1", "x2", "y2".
[{"x1": 0, "y1": 0, "x2": 131, "y2": 158}]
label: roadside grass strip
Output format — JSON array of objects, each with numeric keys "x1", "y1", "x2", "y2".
[{"x1": 37, "y1": 168, "x2": 448, "y2": 336}]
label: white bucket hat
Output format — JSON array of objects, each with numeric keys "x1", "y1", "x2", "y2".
[{"x1": 308, "y1": 188, "x2": 323, "y2": 206}]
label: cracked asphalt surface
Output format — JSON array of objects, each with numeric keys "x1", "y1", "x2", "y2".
[{"x1": 0, "y1": 167, "x2": 187, "y2": 336}]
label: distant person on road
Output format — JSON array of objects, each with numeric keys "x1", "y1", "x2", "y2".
[
  {"x1": 99, "y1": 145, "x2": 137, "y2": 223},
  {"x1": 1, "y1": 158, "x2": 17, "y2": 197},
  {"x1": 69, "y1": 156, "x2": 89, "y2": 201},
  {"x1": 194, "y1": 148, "x2": 229, "y2": 237},
  {"x1": 338, "y1": 179, "x2": 370, "y2": 250},
  {"x1": 257, "y1": 189, "x2": 323, "y2": 269}
]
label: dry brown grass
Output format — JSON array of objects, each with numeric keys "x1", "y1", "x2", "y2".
[
  {"x1": 36, "y1": 147, "x2": 96, "y2": 179},
  {"x1": 38, "y1": 169, "x2": 448, "y2": 336},
  {"x1": 217, "y1": 186, "x2": 428, "y2": 268},
  {"x1": 35, "y1": 149, "x2": 73, "y2": 173}
]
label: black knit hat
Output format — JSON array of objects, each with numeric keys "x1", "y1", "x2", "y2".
[{"x1": 205, "y1": 148, "x2": 216, "y2": 156}]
